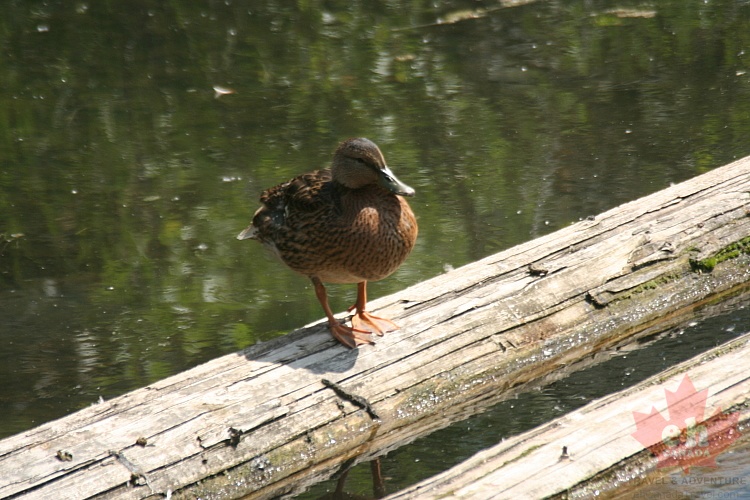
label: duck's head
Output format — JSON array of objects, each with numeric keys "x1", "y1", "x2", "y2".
[{"x1": 331, "y1": 138, "x2": 415, "y2": 196}]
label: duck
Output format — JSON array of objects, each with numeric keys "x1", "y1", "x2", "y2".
[{"x1": 237, "y1": 138, "x2": 418, "y2": 348}]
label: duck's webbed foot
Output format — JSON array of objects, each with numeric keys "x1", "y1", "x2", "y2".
[
  {"x1": 350, "y1": 311, "x2": 398, "y2": 337},
  {"x1": 328, "y1": 321, "x2": 375, "y2": 349}
]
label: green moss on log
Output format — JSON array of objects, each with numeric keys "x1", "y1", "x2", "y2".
[{"x1": 690, "y1": 236, "x2": 750, "y2": 273}]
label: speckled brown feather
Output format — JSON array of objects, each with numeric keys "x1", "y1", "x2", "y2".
[{"x1": 250, "y1": 168, "x2": 417, "y2": 284}]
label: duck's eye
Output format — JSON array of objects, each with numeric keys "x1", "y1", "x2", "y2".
[{"x1": 354, "y1": 157, "x2": 367, "y2": 165}]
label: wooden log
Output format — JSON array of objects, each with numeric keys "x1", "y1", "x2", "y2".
[
  {"x1": 0, "y1": 157, "x2": 749, "y2": 499},
  {"x1": 385, "y1": 330, "x2": 750, "y2": 499}
]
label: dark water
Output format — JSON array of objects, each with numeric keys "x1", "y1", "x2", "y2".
[{"x1": 2, "y1": 0, "x2": 750, "y2": 496}]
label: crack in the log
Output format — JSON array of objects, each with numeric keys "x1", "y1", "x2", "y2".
[
  {"x1": 446, "y1": 301, "x2": 481, "y2": 321},
  {"x1": 321, "y1": 379, "x2": 380, "y2": 420}
]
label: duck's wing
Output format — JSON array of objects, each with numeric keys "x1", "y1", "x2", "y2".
[{"x1": 260, "y1": 169, "x2": 342, "y2": 214}]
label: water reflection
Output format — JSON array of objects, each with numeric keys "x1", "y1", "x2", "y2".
[{"x1": 1, "y1": 0, "x2": 750, "y2": 488}]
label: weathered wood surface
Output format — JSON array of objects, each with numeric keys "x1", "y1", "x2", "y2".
[
  {"x1": 386, "y1": 330, "x2": 750, "y2": 499},
  {"x1": 0, "y1": 157, "x2": 749, "y2": 499}
]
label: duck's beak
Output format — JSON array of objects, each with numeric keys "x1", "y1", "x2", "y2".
[
  {"x1": 378, "y1": 165, "x2": 415, "y2": 197},
  {"x1": 236, "y1": 225, "x2": 256, "y2": 240}
]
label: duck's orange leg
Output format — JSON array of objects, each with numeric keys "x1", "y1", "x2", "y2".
[
  {"x1": 312, "y1": 277, "x2": 373, "y2": 348},
  {"x1": 348, "y1": 281, "x2": 399, "y2": 336}
]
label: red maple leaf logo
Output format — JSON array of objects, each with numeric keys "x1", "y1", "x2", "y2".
[{"x1": 631, "y1": 374, "x2": 741, "y2": 473}]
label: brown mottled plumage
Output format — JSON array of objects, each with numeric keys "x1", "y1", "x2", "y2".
[{"x1": 237, "y1": 138, "x2": 418, "y2": 348}]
